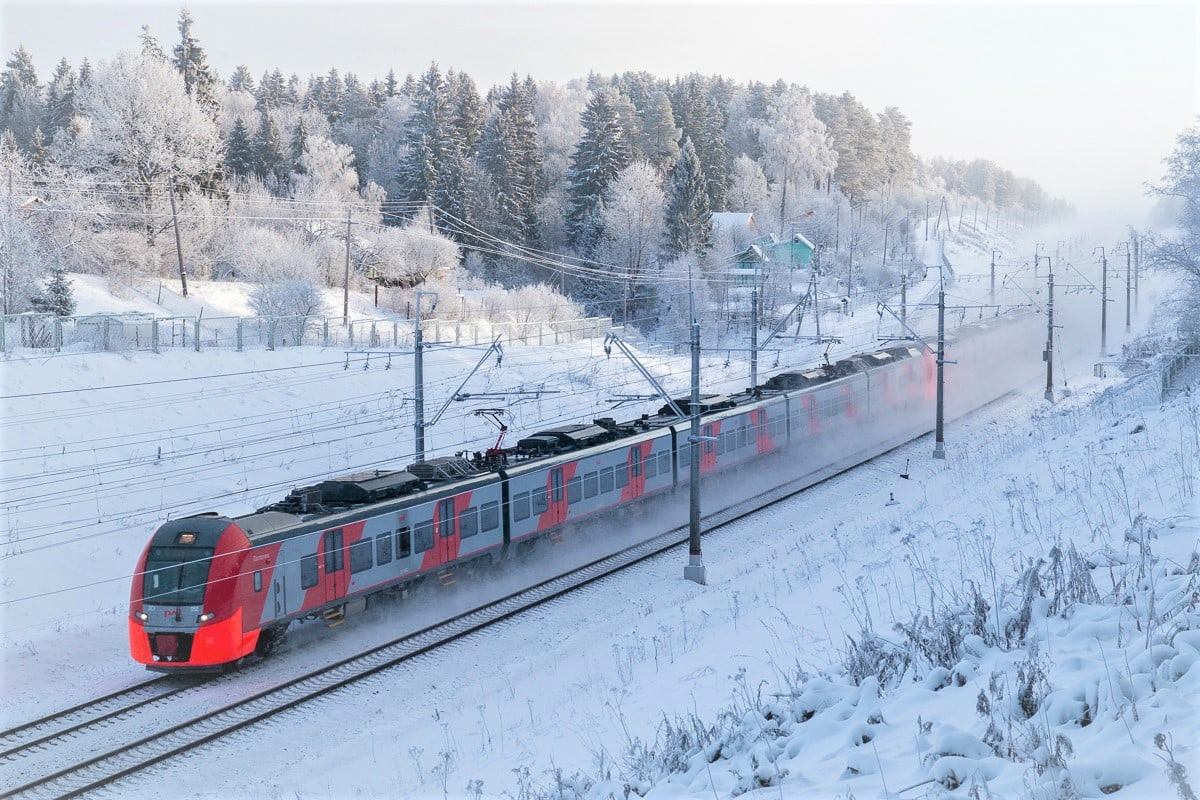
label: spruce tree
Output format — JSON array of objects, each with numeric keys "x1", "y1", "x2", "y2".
[
  {"x1": 31, "y1": 266, "x2": 76, "y2": 317},
  {"x1": 0, "y1": 46, "x2": 42, "y2": 151},
  {"x1": 397, "y1": 63, "x2": 450, "y2": 214},
  {"x1": 565, "y1": 87, "x2": 632, "y2": 256},
  {"x1": 227, "y1": 64, "x2": 256, "y2": 94},
  {"x1": 254, "y1": 109, "x2": 288, "y2": 186},
  {"x1": 662, "y1": 137, "x2": 712, "y2": 261},
  {"x1": 225, "y1": 116, "x2": 256, "y2": 176},
  {"x1": 43, "y1": 58, "x2": 77, "y2": 139},
  {"x1": 173, "y1": 9, "x2": 219, "y2": 114}
]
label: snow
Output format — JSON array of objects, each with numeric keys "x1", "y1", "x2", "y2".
[{"x1": 1, "y1": 255, "x2": 1198, "y2": 799}]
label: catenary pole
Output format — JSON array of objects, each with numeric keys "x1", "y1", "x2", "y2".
[
  {"x1": 169, "y1": 176, "x2": 188, "y2": 298},
  {"x1": 685, "y1": 290, "x2": 706, "y2": 585}
]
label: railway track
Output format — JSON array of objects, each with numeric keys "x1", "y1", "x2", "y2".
[
  {"x1": 0, "y1": 459, "x2": 856, "y2": 800},
  {"x1": 2, "y1": 382, "x2": 1042, "y2": 799}
]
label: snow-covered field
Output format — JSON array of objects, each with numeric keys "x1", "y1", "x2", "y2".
[{"x1": 2, "y1": 254, "x2": 1197, "y2": 799}]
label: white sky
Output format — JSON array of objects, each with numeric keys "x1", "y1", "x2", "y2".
[{"x1": 2, "y1": 1, "x2": 1197, "y2": 220}]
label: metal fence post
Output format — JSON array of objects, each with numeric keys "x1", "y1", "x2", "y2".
[
  {"x1": 194, "y1": 319, "x2": 201, "y2": 352},
  {"x1": 103, "y1": 317, "x2": 111, "y2": 351},
  {"x1": 268, "y1": 318, "x2": 276, "y2": 351}
]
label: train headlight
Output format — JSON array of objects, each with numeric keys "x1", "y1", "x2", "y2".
[
  {"x1": 134, "y1": 610, "x2": 149, "y2": 622},
  {"x1": 197, "y1": 612, "x2": 215, "y2": 623}
]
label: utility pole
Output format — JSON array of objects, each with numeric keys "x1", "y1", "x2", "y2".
[
  {"x1": 933, "y1": 286, "x2": 947, "y2": 459},
  {"x1": 684, "y1": 290, "x2": 707, "y2": 586},
  {"x1": 1095, "y1": 246, "x2": 1108, "y2": 355},
  {"x1": 990, "y1": 249, "x2": 1001, "y2": 307},
  {"x1": 1132, "y1": 231, "x2": 1140, "y2": 313},
  {"x1": 750, "y1": 260, "x2": 759, "y2": 390},
  {"x1": 900, "y1": 271, "x2": 907, "y2": 328},
  {"x1": 925, "y1": 198, "x2": 929, "y2": 240},
  {"x1": 413, "y1": 290, "x2": 437, "y2": 461},
  {"x1": 343, "y1": 208, "x2": 352, "y2": 322},
  {"x1": 1034, "y1": 243, "x2": 1044, "y2": 280},
  {"x1": 1044, "y1": 263, "x2": 1055, "y2": 402},
  {"x1": 1124, "y1": 246, "x2": 1132, "y2": 333},
  {"x1": 810, "y1": 270, "x2": 821, "y2": 341},
  {"x1": 168, "y1": 176, "x2": 188, "y2": 298}
]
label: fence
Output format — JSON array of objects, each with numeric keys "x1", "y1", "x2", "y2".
[
  {"x1": 1161, "y1": 340, "x2": 1200, "y2": 400},
  {"x1": 0, "y1": 312, "x2": 614, "y2": 356}
]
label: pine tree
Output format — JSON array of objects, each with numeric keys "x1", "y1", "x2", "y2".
[
  {"x1": 173, "y1": 9, "x2": 219, "y2": 113},
  {"x1": 31, "y1": 266, "x2": 76, "y2": 317},
  {"x1": 566, "y1": 87, "x2": 632, "y2": 255},
  {"x1": 225, "y1": 116, "x2": 256, "y2": 176},
  {"x1": 662, "y1": 137, "x2": 712, "y2": 260},
  {"x1": 637, "y1": 90, "x2": 680, "y2": 174}
]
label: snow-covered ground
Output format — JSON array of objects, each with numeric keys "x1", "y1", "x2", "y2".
[{"x1": 2, "y1": 244, "x2": 1197, "y2": 799}]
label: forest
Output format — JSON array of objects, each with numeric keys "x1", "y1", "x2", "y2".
[{"x1": 0, "y1": 9, "x2": 1070, "y2": 331}]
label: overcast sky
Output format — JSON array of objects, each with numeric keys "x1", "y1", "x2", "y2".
[{"x1": 2, "y1": 1, "x2": 1196, "y2": 222}]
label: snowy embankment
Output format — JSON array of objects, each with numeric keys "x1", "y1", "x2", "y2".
[{"x1": 1, "y1": 267, "x2": 1196, "y2": 799}]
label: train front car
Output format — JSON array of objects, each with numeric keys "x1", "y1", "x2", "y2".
[{"x1": 129, "y1": 514, "x2": 256, "y2": 672}]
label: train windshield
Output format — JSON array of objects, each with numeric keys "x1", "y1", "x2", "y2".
[{"x1": 142, "y1": 546, "x2": 215, "y2": 606}]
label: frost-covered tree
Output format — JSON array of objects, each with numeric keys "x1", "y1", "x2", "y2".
[
  {"x1": 662, "y1": 137, "x2": 711, "y2": 260},
  {"x1": 595, "y1": 160, "x2": 666, "y2": 324},
  {"x1": 0, "y1": 46, "x2": 43, "y2": 152},
  {"x1": 758, "y1": 86, "x2": 836, "y2": 234},
  {"x1": 1144, "y1": 118, "x2": 1200, "y2": 335},
  {"x1": 60, "y1": 50, "x2": 221, "y2": 243},
  {"x1": 671, "y1": 76, "x2": 727, "y2": 211},
  {"x1": 479, "y1": 74, "x2": 542, "y2": 252},
  {"x1": 814, "y1": 91, "x2": 886, "y2": 201},
  {"x1": 565, "y1": 87, "x2": 632, "y2": 256},
  {"x1": 43, "y1": 58, "x2": 77, "y2": 141},
  {"x1": 253, "y1": 107, "x2": 288, "y2": 186},
  {"x1": 877, "y1": 106, "x2": 916, "y2": 194},
  {"x1": 225, "y1": 116, "x2": 256, "y2": 176},
  {"x1": 227, "y1": 64, "x2": 255, "y2": 94},
  {"x1": 397, "y1": 62, "x2": 450, "y2": 214},
  {"x1": 637, "y1": 90, "x2": 680, "y2": 174},
  {"x1": 726, "y1": 154, "x2": 770, "y2": 213},
  {"x1": 173, "y1": 8, "x2": 219, "y2": 114},
  {"x1": 30, "y1": 265, "x2": 76, "y2": 316},
  {"x1": 249, "y1": 279, "x2": 325, "y2": 318}
]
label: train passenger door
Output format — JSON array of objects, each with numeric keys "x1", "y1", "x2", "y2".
[
  {"x1": 548, "y1": 468, "x2": 567, "y2": 526},
  {"x1": 321, "y1": 528, "x2": 345, "y2": 603},
  {"x1": 436, "y1": 497, "x2": 458, "y2": 564}
]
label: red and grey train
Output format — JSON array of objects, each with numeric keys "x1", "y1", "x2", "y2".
[{"x1": 129, "y1": 312, "x2": 1041, "y2": 671}]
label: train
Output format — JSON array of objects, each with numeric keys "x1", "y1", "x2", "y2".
[{"x1": 129, "y1": 310, "x2": 1043, "y2": 671}]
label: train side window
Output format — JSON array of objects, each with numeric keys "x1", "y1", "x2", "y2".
[
  {"x1": 300, "y1": 554, "x2": 318, "y2": 589},
  {"x1": 615, "y1": 464, "x2": 628, "y2": 489},
  {"x1": 254, "y1": 570, "x2": 263, "y2": 593},
  {"x1": 583, "y1": 471, "x2": 599, "y2": 499},
  {"x1": 531, "y1": 488, "x2": 548, "y2": 515},
  {"x1": 480, "y1": 501, "x2": 500, "y2": 532},
  {"x1": 630, "y1": 453, "x2": 642, "y2": 477},
  {"x1": 512, "y1": 491, "x2": 531, "y2": 521},
  {"x1": 738, "y1": 425, "x2": 749, "y2": 448},
  {"x1": 460, "y1": 507, "x2": 478, "y2": 538},
  {"x1": 658, "y1": 452, "x2": 671, "y2": 474},
  {"x1": 377, "y1": 533, "x2": 393, "y2": 565},
  {"x1": 349, "y1": 538, "x2": 373, "y2": 573},
  {"x1": 414, "y1": 521, "x2": 434, "y2": 553},
  {"x1": 397, "y1": 527, "x2": 412, "y2": 559},
  {"x1": 567, "y1": 476, "x2": 582, "y2": 503},
  {"x1": 599, "y1": 467, "x2": 614, "y2": 493},
  {"x1": 644, "y1": 454, "x2": 657, "y2": 478}
]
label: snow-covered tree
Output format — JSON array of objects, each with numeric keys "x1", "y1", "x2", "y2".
[
  {"x1": 254, "y1": 107, "x2": 288, "y2": 187},
  {"x1": 249, "y1": 278, "x2": 325, "y2": 318},
  {"x1": 60, "y1": 50, "x2": 221, "y2": 244},
  {"x1": 726, "y1": 154, "x2": 770, "y2": 214},
  {"x1": 173, "y1": 8, "x2": 219, "y2": 114},
  {"x1": 637, "y1": 89, "x2": 680, "y2": 174},
  {"x1": 565, "y1": 87, "x2": 632, "y2": 256},
  {"x1": 0, "y1": 46, "x2": 43, "y2": 152},
  {"x1": 595, "y1": 160, "x2": 666, "y2": 325},
  {"x1": 1144, "y1": 118, "x2": 1200, "y2": 335},
  {"x1": 479, "y1": 74, "x2": 542, "y2": 252},
  {"x1": 814, "y1": 91, "x2": 886, "y2": 201},
  {"x1": 662, "y1": 137, "x2": 711, "y2": 261},
  {"x1": 43, "y1": 58, "x2": 77, "y2": 141},
  {"x1": 877, "y1": 106, "x2": 916, "y2": 194},
  {"x1": 30, "y1": 265, "x2": 76, "y2": 316},
  {"x1": 758, "y1": 86, "x2": 836, "y2": 235},
  {"x1": 225, "y1": 116, "x2": 256, "y2": 176}
]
